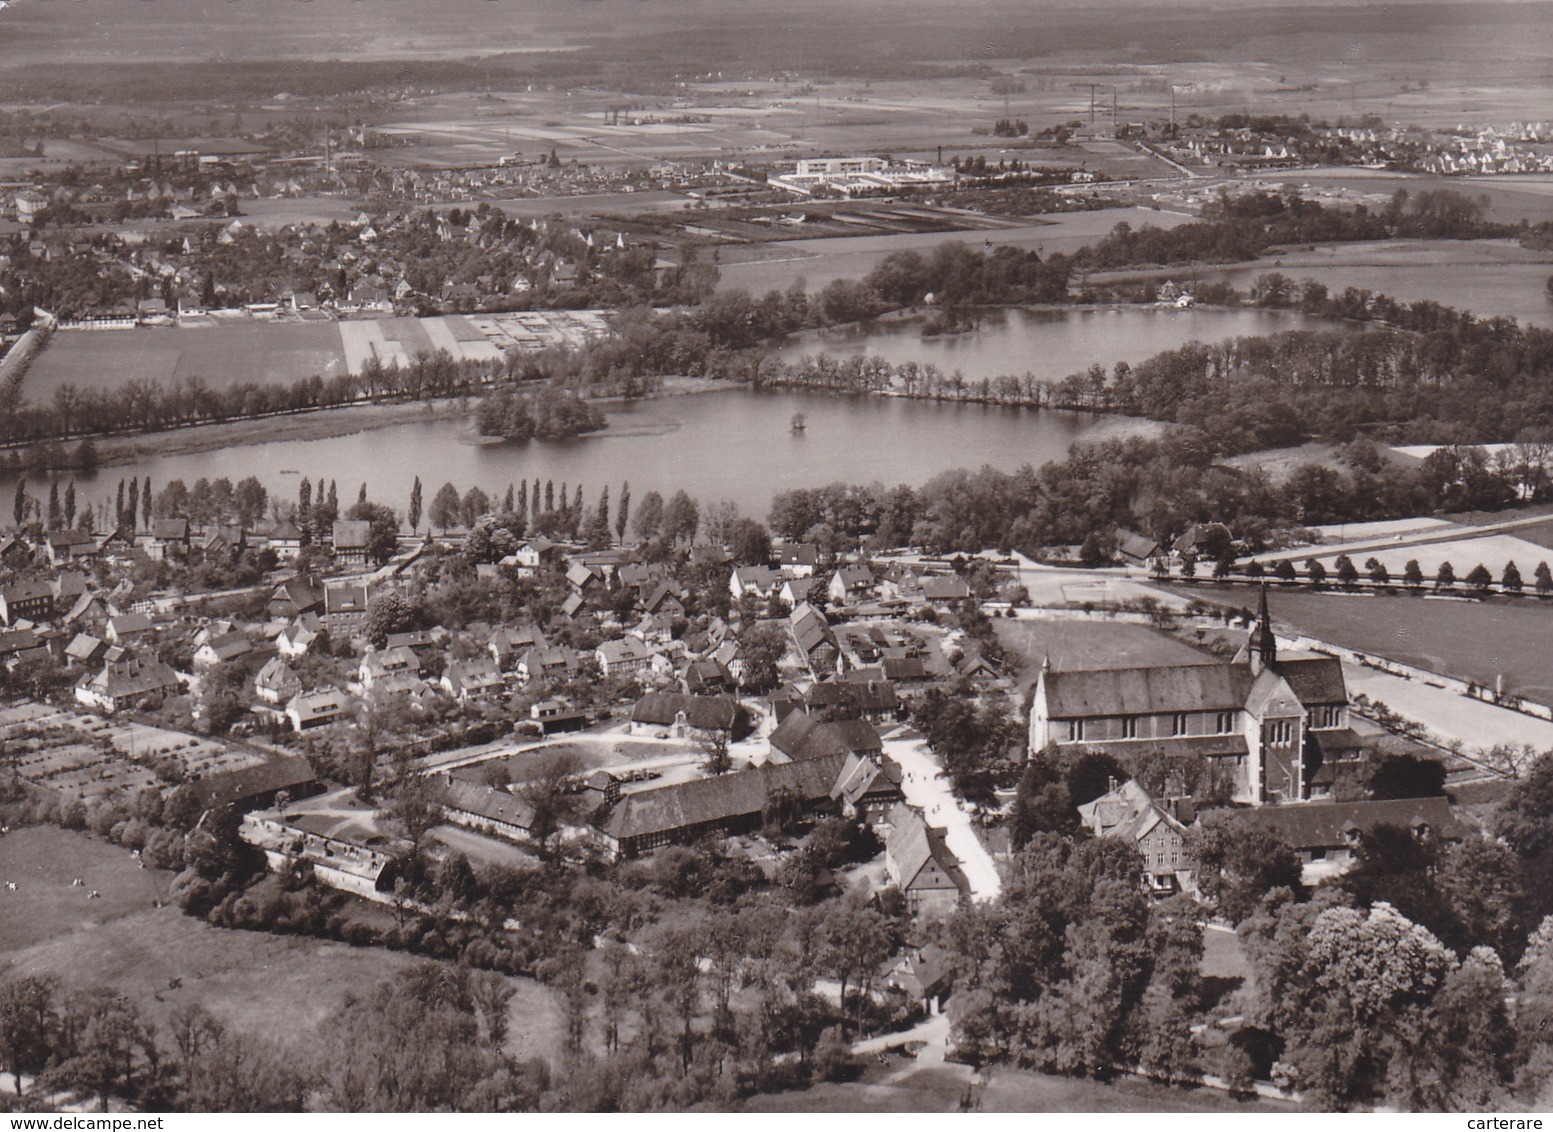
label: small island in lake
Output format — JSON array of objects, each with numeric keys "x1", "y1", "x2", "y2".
[
  {"x1": 476, "y1": 386, "x2": 608, "y2": 442},
  {"x1": 791, "y1": 412, "x2": 807, "y2": 432}
]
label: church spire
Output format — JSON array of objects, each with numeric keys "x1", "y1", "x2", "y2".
[{"x1": 1248, "y1": 582, "x2": 1276, "y2": 673}]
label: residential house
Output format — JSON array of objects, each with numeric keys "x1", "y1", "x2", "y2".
[
  {"x1": 766, "y1": 709, "x2": 883, "y2": 765},
  {"x1": 332, "y1": 520, "x2": 372, "y2": 567},
  {"x1": 193, "y1": 631, "x2": 253, "y2": 670},
  {"x1": 440, "y1": 779, "x2": 537, "y2": 844},
  {"x1": 0, "y1": 629, "x2": 48, "y2": 670},
  {"x1": 730, "y1": 565, "x2": 781, "y2": 601},
  {"x1": 778, "y1": 576, "x2": 818, "y2": 610},
  {"x1": 75, "y1": 656, "x2": 182, "y2": 714},
  {"x1": 598, "y1": 753, "x2": 854, "y2": 858},
  {"x1": 1077, "y1": 778, "x2": 1193, "y2": 895},
  {"x1": 788, "y1": 602, "x2": 839, "y2": 676},
  {"x1": 105, "y1": 612, "x2": 155, "y2": 646},
  {"x1": 0, "y1": 581, "x2": 54, "y2": 626},
  {"x1": 828, "y1": 564, "x2": 877, "y2": 605},
  {"x1": 357, "y1": 646, "x2": 420, "y2": 691},
  {"x1": 883, "y1": 804, "x2": 968, "y2": 918},
  {"x1": 1115, "y1": 528, "x2": 1163, "y2": 567},
  {"x1": 596, "y1": 637, "x2": 653, "y2": 678},
  {"x1": 920, "y1": 574, "x2": 971, "y2": 606},
  {"x1": 829, "y1": 751, "x2": 905, "y2": 824},
  {"x1": 146, "y1": 518, "x2": 191, "y2": 560},
  {"x1": 44, "y1": 530, "x2": 98, "y2": 565},
  {"x1": 499, "y1": 537, "x2": 559, "y2": 577},
  {"x1": 266, "y1": 519, "x2": 303, "y2": 562},
  {"x1": 1028, "y1": 590, "x2": 1361, "y2": 806},
  {"x1": 276, "y1": 614, "x2": 327, "y2": 658},
  {"x1": 516, "y1": 645, "x2": 579, "y2": 686},
  {"x1": 441, "y1": 658, "x2": 505, "y2": 701},
  {"x1": 629, "y1": 692, "x2": 742, "y2": 740},
  {"x1": 254, "y1": 656, "x2": 303, "y2": 705},
  {"x1": 490, "y1": 624, "x2": 547, "y2": 671},
  {"x1": 324, "y1": 583, "x2": 371, "y2": 636},
  {"x1": 285, "y1": 689, "x2": 351, "y2": 731},
  {"x1": 268, "y1": 575, "x2": 325, "y2": 619},
  {"x1": 683, "y1": 658, "x2": 735, "y2": 696},
  {"x1": 776, "y1": 543, "x2": 820, "y2": 577},
  {"x1": 63, "y1": 633, "x2": 109, "y2": 669}
]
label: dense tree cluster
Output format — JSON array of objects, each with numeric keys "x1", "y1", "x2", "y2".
[{"x1": 474, "y1": 387, "x2": 607, "y2": 442}]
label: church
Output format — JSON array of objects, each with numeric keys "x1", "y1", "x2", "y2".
[{"x1": 1028, "y1": 589, "x2": 1365, "y2": 805}]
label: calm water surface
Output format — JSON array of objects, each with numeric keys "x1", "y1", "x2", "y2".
[{"x1": 11, "y1": 305, "x2": 1335, "y2": 522}]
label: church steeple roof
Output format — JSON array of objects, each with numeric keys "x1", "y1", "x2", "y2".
[{"x1": 1248, "y1": 583, "x2": 1277, "y2": 673}]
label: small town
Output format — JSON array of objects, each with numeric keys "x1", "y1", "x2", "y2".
[{"x1": 3, "y1": 0, "x2": 1553, "y2": 1120}]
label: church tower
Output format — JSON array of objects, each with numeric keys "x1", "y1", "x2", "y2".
[{"x1": 1247, "y1": 583, "x2": 1277, "y2": 675}]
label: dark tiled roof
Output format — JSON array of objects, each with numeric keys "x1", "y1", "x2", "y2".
[
  {"x1": 631, "y1": 691, "x2": 738, "y2": 731},
  {"x1": 603, "y1": 755, "x2": 847, "y2": 842},
  {"x1": 187, "y1": 756, "x2": 317, "y2": 810},
  {"x1": 769, "y1": 710, "x2": 882, "y2": 762},
  {"x1": 1042, "y1": 663, "x2": 1253, "y2": 718},
  {"x1": 1223, "y1": 796, "x2": 1466, "y2": 851},
  {"x1": 1276, "y1": 656, "x2": 1348, "y2": 704}
]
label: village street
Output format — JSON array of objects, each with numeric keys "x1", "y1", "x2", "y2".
[{"x1": 882, "y1": 733, "x2": 1002, "y2": 902}]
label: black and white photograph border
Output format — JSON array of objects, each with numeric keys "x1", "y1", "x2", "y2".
[{"x1": 0, "y1": 0, "x2": 1551, "y2": 1117}]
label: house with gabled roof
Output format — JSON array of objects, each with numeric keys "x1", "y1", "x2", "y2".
[
  {"x1": 105, "y1": 612, "x2": 155, "y2": 645},
  {"x1": 75, "y1": 656, "x2": 182, "y2": 714},
  {"x1": 254, "y1": 656, "x2": 303, "y2": 705},
  {"x1": 332, "y1": 520, "x2": 372, "y2": 567},
  {"x1": 828, "y1": 563, "x2": 877, "y2": 605},
  {"x1": 268, "y1": 575, "x2": 324, "y2": 619},
  {"x1": 883, "y1": 803, "x2": 968, "y2": 918},
  {"x1": 629, "y1": 691, "x2": 743, "y2": 740},
  {"x1": 730, "y1": 565, "x2": 781, "y2": 601},
  {"x1": 597, "y1": 753, "x2": 852, "y2": 858},
  {"x1": 266, "y1": 519, "x2": 303, "y2": 561},
  {"x1": 766, "y1": 709, "x2": 882, "y2": 765},
  {"x1": 277, "y1": 613, "x2": 327, "y2": 658},
  {"x1": 596, "y1": 636, "x2": 653, "y2": 677},
  {"x1": 490, "y1": 623, "x2": 546, "y2": 671},
  {"x1": 788, "y1": 602, "x2": 838, "y2": 676},
  {"x1": 0, "y1": 580, "x2": 55, "y2": 626},
  {"x1": 194, "y1": 631, "x2": 253, "y2": 669},
  {"x1": 285, "y1": 688, "x2": 351, "y2": 731},
  {"x1": 146, "y1": 518, "x2": 191, "y2": 560},
  {"x1": 776, "y1": 542, "x2": 820, "y2": 577},
  {"x1": 441, "y1": 657, "x2": 505, "y2": 701},
  {"x1": 1078, "y1": 778, "x2": 1194, "y2": 895},
  {"x1": 1228, "y1": 795, "x2": 1466, "y2": 882}
]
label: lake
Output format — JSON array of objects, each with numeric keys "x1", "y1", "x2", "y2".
[
  {"x1": 775, "y1": 305, "x2": 1333, "y2": 382},
  {"x1": 27, "y1": 390, "x2": 1147, "y2": 527},
  {"x1": 9, "y1": 304, "x2": 1333, "y2": 524}
]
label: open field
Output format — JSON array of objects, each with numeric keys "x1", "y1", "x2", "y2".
[
  {"x1": 26, "y1": 321, "x2": 349, "y2": 397},
  {"x1": 1302, "y1": 532, "x2": 1553, "y2": 582},
  {"x1": 1190, "y1": 584, "x2": 1553, "y2": 709},
  {"x1": 0, "y1": 825, "x2": 171, "y2": 953},
  {"x1": 1202, "y1": 239, "x2": 1553, "y2": 329},
  {"x1": 715, "y1": 206, "x2": 1194, "y2": 295},
  {"x1": 21, "y1": 311, "x2": 596, "y2": 402},
  {"x1": 0, "y1": 825, "x2": 564, "y2": 1059}
]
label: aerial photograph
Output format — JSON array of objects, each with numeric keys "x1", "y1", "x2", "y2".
[{"x1": 1, "y1": 0, "x2": 1553, "y2": 1117}]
